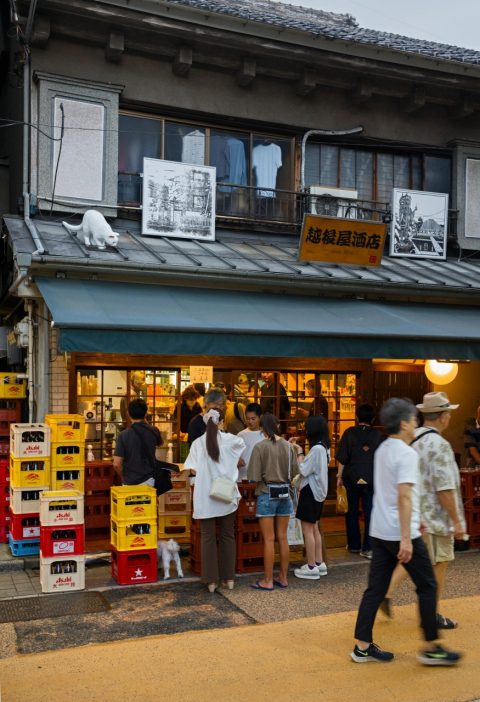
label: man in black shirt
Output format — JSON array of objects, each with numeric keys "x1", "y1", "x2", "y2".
[{"x1": 114, "y1": 399, "x2": 162, "y2": 485}]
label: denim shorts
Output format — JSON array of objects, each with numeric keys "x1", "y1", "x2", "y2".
[{"x1": 256, "y1": 492, "x2": 294, "y2": 518}]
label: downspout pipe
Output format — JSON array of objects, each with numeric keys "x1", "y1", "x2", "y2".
[
  {"x1": 26, "y1": 300, "x2": 35, "y2": 422},
  {"x1": 300, "y1": 127, "x2": 364, "y2": 192}
]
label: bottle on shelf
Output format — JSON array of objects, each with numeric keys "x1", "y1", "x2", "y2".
[
  {"x1": 166, "y1": 442, "x2": 174, "y2": 463},
  {"x1": 86, "y1": 444, "x2": 95, "y2": 462}
]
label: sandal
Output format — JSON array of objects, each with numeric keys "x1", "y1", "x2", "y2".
[{"x1": 436, "y1": 613, "x2": 458, "y2": 629}]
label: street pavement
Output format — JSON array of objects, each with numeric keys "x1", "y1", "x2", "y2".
[{"x1": 0, "y1": 551, "x2": 478, "y2": 701}]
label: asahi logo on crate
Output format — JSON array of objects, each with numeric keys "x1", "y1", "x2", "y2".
[{"x1": 131, "y1": 536, "x2": 147, "y2": 547}]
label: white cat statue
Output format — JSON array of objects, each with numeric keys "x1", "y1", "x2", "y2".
[{"x1": 62, "y1": 210, "x2": 119, "y2": 249}]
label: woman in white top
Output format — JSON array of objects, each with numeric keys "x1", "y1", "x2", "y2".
[
  {"x1": 183, "y1": 409, "x2": 245, "y2": 593},
  {"x1": 290, "y1": 416, "x2": 329, "y2": 580}
]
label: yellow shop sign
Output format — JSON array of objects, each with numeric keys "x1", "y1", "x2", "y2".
[{"x1": 299, "y1": 215, "x2": 386, "y2": 266}]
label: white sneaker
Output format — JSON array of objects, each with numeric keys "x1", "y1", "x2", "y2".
[
  {"x1": 360, "y1": 550, "x2": 373, "y2": 560},
  {"x1": 294, "y1": 564, "x2": 320, "y2": 580},
  {"x1": 317, "y1": 562, "x2": 328, "y2": 576}
]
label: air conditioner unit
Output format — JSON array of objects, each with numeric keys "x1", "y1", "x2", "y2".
[{"x1": 308, "y1": 186, "x2": 358, "y2": 218}]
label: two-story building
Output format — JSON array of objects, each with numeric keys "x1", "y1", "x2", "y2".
[{"x1": 1, "y1": 0, "x2": 480, "y2": 473}]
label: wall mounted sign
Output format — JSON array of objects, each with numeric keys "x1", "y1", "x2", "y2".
[
  {"x1": 142, "y1": 158, "x2": 216, "y2": 240},
  {"x1": 390, "y1": 189, "x2": 448, "y2": 259},
  {"x1": 299, "y1": 215, "x2": 386, "y2": 266},
  {"x1": 189, "y1": 366, "x2": 213, "y2": 385}
]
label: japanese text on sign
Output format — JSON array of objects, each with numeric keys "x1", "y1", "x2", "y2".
[
  {"x1": 299, "y1": 215, "x2": 386, "y2": 266},
  {"x1": 189, "y1": 366, "x2": 213, "y2": 384}
]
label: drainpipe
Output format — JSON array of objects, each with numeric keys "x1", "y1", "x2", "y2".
[
  {"x1": 26, "y1": 300, "x2": 35, "y2": 422},
  {"x1": 300, "y1": 127, "x2": 364, "y2": 192}
]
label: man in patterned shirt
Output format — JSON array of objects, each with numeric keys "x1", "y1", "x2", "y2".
[{"x1": 412, "y1": 392, "x2": 466, "y2": 629}]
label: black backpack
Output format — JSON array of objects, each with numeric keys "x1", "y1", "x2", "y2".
[{"x1": 339, "y1": 426, "x2": 382, "y2": 486}]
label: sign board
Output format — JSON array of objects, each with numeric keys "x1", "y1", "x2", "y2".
[
  {"x1": 299, "y1": 215, "x2": 386, "y2": 267},
  {"x1": 189, "y1": 366, "x2": 213, "y2": 385}
]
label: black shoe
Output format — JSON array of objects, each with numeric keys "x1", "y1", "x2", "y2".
[
  {"x1": 380, "y1": 597, "x2": 393, "y2": 619},
  {"x1": 417, "y1": 644, "x2": 462, "y2": 666},
  {"x1": 351, "y1": 643, "x2": 394, "y2": 663},
  {"x1": 436, "y1": 613, "x2": 458, "y2": 629}
]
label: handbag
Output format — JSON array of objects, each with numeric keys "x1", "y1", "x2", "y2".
[
  {"x1": 336, "y1": 484, "x2": 348, "y2": 514},
  {"x1": 209, "y1": 475, "x2": 237, "y2": 503},
  {"x1": 131, "y1": 424, "x2": 178, "y2": 496}
]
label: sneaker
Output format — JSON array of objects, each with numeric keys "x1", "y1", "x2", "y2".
[
  {"x1": 316, "y1": 562, "x2": 328, "y2": 576},
  {"x1": 417, "y1": 644, "x2": 462, "y2": 666},
  {"x1": 351, "y1": 643, "x2": 394, "y2": 663},
  {"x1": 346, "y1": 546, "x2": 361, "y2": 554},
  {"x1": 379, "y1": 597, "x2": 393, "y2": 619},
  {"x1": 294, "y1": 563, "x2": 320, "y2": 580},
  {"x1": 360, "y1": 550, "x2": 373, "y2": 560}
]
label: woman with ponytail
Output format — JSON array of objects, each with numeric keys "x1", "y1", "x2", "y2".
[
  {"x1": 184, "y1": 408, "x2": 245, "y2": 593},
  {"x1": 247, "y1": 413, "x2": 299, "y2": 590}
]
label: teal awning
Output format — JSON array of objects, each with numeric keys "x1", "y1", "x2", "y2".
[{"x1": 36, "y1": 278, "x2": 480, "y2": 359}]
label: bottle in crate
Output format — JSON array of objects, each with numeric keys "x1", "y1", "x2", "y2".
[
  {"x1": 10, "y1": 423, "x2": 51, "y2": 458},
  {"x1": 40, "y1": 490, "x2": 84, "y2": 527},
  {"x1": 110, "y1": 518, "x2": 157, "y2": 551},
  {"x1": 9, "y1": 455, "x2": 50, "y2": 489},
  {"x1": 40, "y1": 555, "x2": 85, "y2": 592}
]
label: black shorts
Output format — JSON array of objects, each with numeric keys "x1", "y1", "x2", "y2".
[{"x1": 296, "y1": 483, "x2": 324, "y2": 523}]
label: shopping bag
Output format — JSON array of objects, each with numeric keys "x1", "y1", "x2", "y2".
[
  {"x1": 336, "y1": 485, "x2": 348, "y2": 514},
  {"x1": 287, "y1": 517, "x2": 304, "y2": 546}
]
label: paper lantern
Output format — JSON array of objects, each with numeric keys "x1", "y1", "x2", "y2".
[{"x1": 424, "y1": 360, "x2": 458, "y2": 385}]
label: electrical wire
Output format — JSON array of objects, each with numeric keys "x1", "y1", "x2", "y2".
[{"x1": 50, "y1": 103, "x2": 65, "y2": 215}]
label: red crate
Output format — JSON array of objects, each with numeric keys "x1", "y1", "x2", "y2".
[
  {"x1": 9, "y1": 510, "x2": 40, "y2": 540},
  {"x1": 469, "y1": 534, "x2": 480, "y2": 549},
  {"x1": 236, "y1": 523, "x2": 263, "y2": 560},
  {"x1": 0, "y1": 440, "x2": 9, "y2": 457},
  {"x1": 85, "y1": 462, "x2": 115, "y2": 491},
  {"x1": 0, "y1": 521, "x2": 10, "y2": 543},
  {"x1": 40, "y1": 523, "x2": 85, "y2": 557},
  {"x1": 460, "y1": 470, "x2": 480, "y2": 500},
  {"x1": 0, "y1": 401, "x2": 22, "y2": 422},
  {"x1": 111, "y1": 547, "x2": 158, "y2": 585},
  {"x1": 464, "y1": 508, "x2": 480, "y2": 537},
  {"x1": 0, "y1": 459, "x2": 9, "y2": 485},
  {"x1": 235, "y1": 556, "x2": 264, "y2": 573},
  {"x1": 0, "y1": 483, "x2": 9, "y2": 506},
  {"x1": 85, "y1": 493, "x2": 110, "y2": 529}
]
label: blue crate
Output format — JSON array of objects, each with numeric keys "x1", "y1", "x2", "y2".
[{"x1": 7, "y1": 533, "x2": 40, "y2": 556}]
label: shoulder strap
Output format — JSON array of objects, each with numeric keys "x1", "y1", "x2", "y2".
[
  {"x1": 131, "y1": 423, "x2": 155, "y2": 469},
  {"x1": 410, "y1": 429, "x2": 437, "y2": 446}
]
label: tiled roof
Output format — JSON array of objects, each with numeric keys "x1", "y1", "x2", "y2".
[
  {"x1": 4, "y1": 216, "x2": 480, "y2": 299},
  {"x1": 166, "y1": 0, "x2": 480, "y2": 66}
]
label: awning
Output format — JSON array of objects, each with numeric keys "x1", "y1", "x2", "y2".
[{"x1": 36, "y1": 278, "x2": 480, "y2": 359}]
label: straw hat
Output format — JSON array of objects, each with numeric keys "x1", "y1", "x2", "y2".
[{"x1": 416, "y1": 391, "x2": 459, "y2": 413}]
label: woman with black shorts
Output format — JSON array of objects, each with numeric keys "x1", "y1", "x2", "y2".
[{"x1": 290, "y1": 416, "x2": 329, "y2": 580}]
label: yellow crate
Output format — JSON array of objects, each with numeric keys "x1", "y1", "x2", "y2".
[
  {"x1": 158, "y1": 514, "x2": 191, "y2": 538},
  {"x1": 10, "y1": 423, "x2": 51, "y2": 458},
  {"x1": 158, "y1": 489, "x2": 192, "y2": 514},
  {"x1": 111, "y1": 486, "x2": 157, "y2": 521},
  {"x1": 40, "y1": 490, "x2": 84, "y2": 526},
  {"x1": 9, "y1": 454, "x2": 50, "y2": 489},
  {"x1": 110, "y1": 518, "x2": 157, "y2": 552},
  {"x1": 0, "y1": 373, "x2": 27, "y2": 399},
  {"x1": 51, "y1": 443, "x2": 85, "y2": 469},
  {"x1": 51, "y1": 469, "x2": 85, "y2": 493},
  {"x1": 45, "y1": 414, "x2": 85, "y2": 443}
]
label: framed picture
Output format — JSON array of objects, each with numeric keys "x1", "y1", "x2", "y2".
[
  {"x1": 390, "y1": 189, "x2": 448, "y2": 259},
  {"x1": 142, "y1": 158, "x2": 216, "y2": 240}
]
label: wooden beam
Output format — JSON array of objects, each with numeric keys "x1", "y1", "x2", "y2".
[
  {"x1": 173, "y1": 46, "x2": 193, "y2": 77},
  {"x1": 402, "y1": 85, "x2": 426, "y2": 113},
  {"x1": 105, "y1": 32, "x2": 124, "y2": 64},
  {"x1": 296, "y1": 69, "x2": 316, "y2": 97},
  {"x1": 31, "y1": 15, "x2": 51, "y2": 48},
  {"x1": 236, "y1": 58, "x2": 256, "y2": 87},
  {"x1": 351, "y1": 78, "x2": 372, "y2": 105}
]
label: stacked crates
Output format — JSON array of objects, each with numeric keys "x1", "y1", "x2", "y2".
[
  {"x1": 85, "y1": 461, "x2": 116, "y2": 531},
  {"x1": 460, "y1": 469, "x2": 480, "y2": 549},
  {"x1": 0, "y1": 376, "x2": 26, "y2": 543},
  {"x1": 39, "y1": 491, "x2": 85, "y2": 592},
  {"x1": 110, "y1": 486, "x2": 158, "y2": 585},
  {"x1": 8, "y1": 423, "x2": 51, "y2": 556},
  {"x1": 45, "y1": 414, "x2": 85, "y2": 492},
  {"x1": 158, "y1": 472, "x2": 192, "y2": 544}
]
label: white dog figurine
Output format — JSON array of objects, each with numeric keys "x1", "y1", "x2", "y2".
[
  {"x1": 157, "y1": 539, "x2": 184, "y2": 580},
  {"x1": 62, "y1": 210, "x2": 119, "y2": 249}
]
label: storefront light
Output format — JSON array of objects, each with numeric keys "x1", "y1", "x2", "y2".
[{"x1": 424, "y1": 360, "x2": 458, "y2": 385}]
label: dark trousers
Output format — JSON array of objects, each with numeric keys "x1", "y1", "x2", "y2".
[
  {"x1": 200, "y1": 511, "x2": 236, "y2": 584},
  {"x1": 354, "y1": 536, "x2": 438, "y2": 643},
  {"x1": 344, "y1": 482, "x2": 373, "y2": 552}
]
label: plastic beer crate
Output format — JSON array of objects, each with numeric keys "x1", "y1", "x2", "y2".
[
  {"x1": 110, "y1": 517, "x2": 157, "y2": 551},
  {"x1": 40, "y1": 555, "x2": 85, "y2": 593},
  {"x1": 40, "y1": 490, "x2": 84, "y2": 527},
  {"x1": 85, "y1": 493, "x2": 111, "y2": 529},
  {"x1": 111, "y1": 486, "x2": 157, "y2": 521},
  {"x1": 158, "y1": 514, "x2": 191, "y2": 539},
  {"x1": 85, "y1": 462, "x2": 115, "y2": 491},
  {"x1": 51, "y1": 468, "x2": 85, "y2": 493},
  {"x1": 9, "y1": 510, "x2": 41, "y2": 540},
  {"x1": 45, "y1": 414, "x2": 85, "y2": 443},
  {"x1": 40, "y1": 523, "x2": 85, "y2": 558},
  {"x1": 10, "y1": 486, "x2": 46, "y2": 514},
  {"x1": 158, "y1": 489, "x2": 191, "y2": 514},
  {"x1": 9, "y1": 455, "x2": 50, "y2": 489},
  {"x1": 0, "y1": 400, "x2": 22, "y2": 422},
  {"x1": 111, "y1": 547, "x2": 158, "y2": 585},
  {"x1": 0, "y1": 459, "x2": 9, "y2": 485},
  {"x1": 0, "y1": 373, "x2": 27, "y2": 399},
  {"x1": 51, "y1": 443, "x2": 85, "y2": 469},
  {"x1": 10, "y1": 423, "x2": 51, "y2": 458},
  {"x1": 8, "y1": 534, "x2": 39, "y2": 556}
]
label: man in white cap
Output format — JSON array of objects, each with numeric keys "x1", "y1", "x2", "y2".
[{"x1": 382, "y1": 391, "x2": 466, "y2": 629}]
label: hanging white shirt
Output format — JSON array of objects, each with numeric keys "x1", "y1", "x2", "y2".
[
  {"x1": 183, "y1": 431, "x2": 245, "y2": 519},
  {"x1": 252, "y1": 143, "x2": 282, "y2": 197},
  {"x1": 181, "y1": 129, "x2": 205, "y2": 165}
]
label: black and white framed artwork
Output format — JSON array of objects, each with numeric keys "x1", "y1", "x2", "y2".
[
  {"x1": 390, "y1": 189, "x2": 448, "y2": 259},
  {"x1": 142, "y1": 158, "x2": 216, "y2": 240}
]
